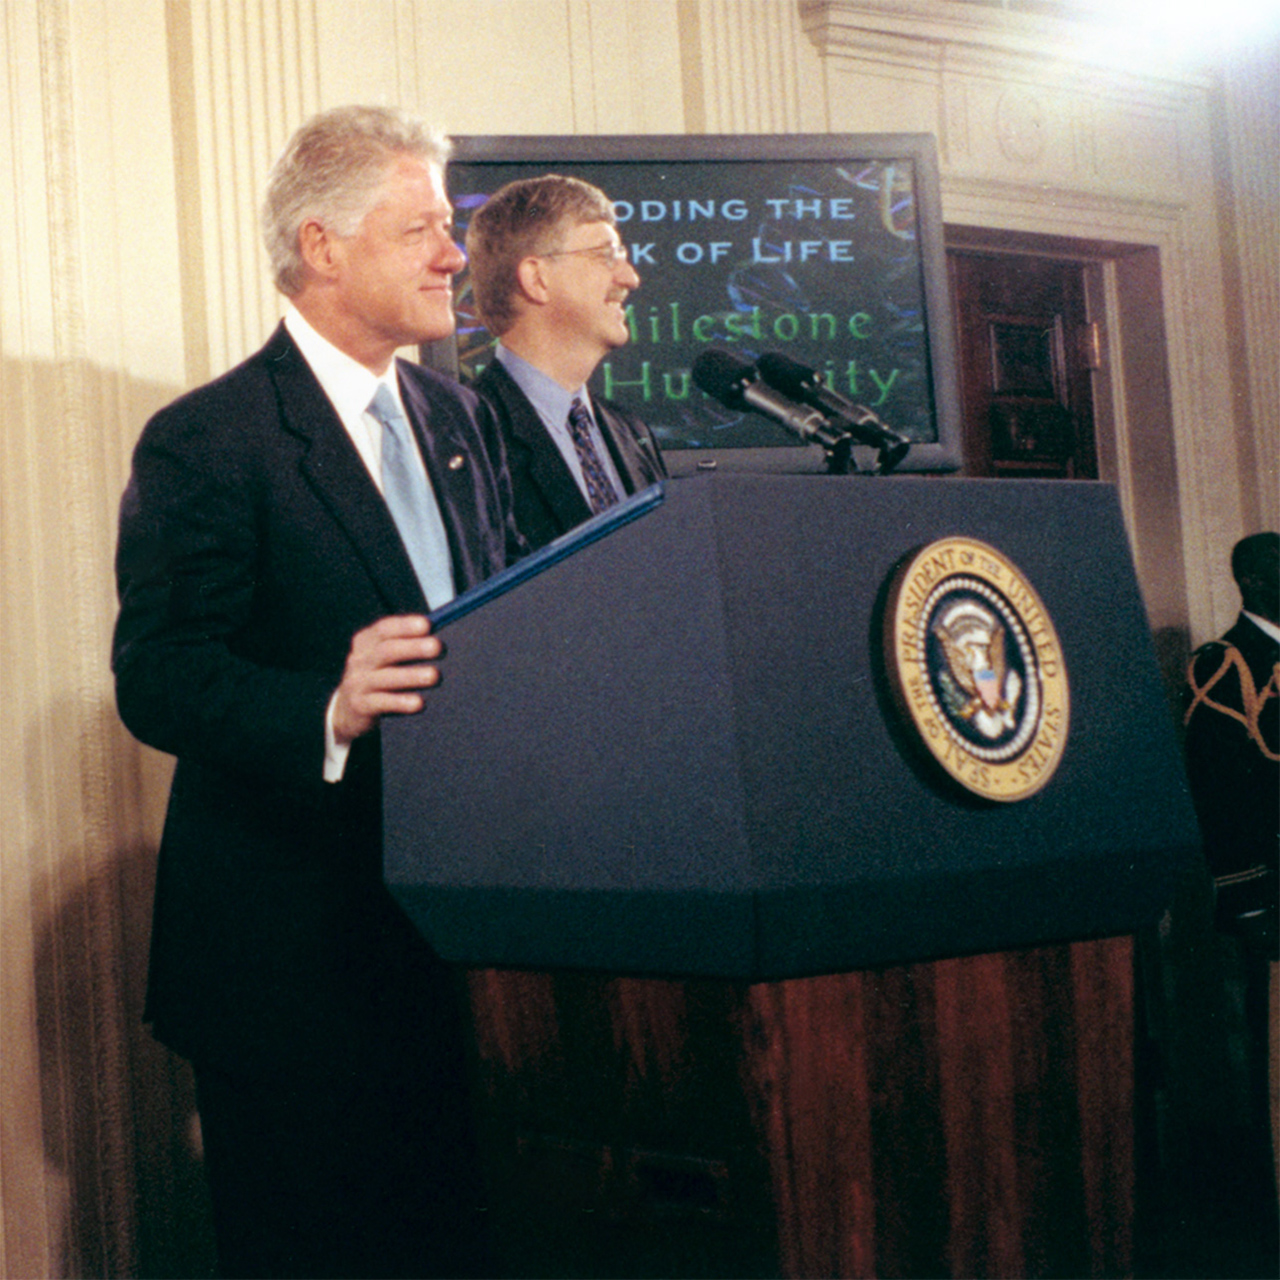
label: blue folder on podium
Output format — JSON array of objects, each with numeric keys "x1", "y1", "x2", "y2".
[
  {"x1": 429, "y1": 483, "x2": 665, "y2": 631},
  {"x1": 383, "y1": 472, "x2": 1200, "y2": 980}
]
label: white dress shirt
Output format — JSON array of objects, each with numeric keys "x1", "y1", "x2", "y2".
[{"x1": 284, "y1": 308, "x2": 446, "y2": 782}]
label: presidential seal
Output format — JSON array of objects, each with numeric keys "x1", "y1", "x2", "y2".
[{"x1": 884, "y1": 537, "x2": 1069, "y2": 802}]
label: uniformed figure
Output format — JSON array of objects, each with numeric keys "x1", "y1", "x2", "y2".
[{"x1": 1183, "y1": 529, "x2": 1279, "y2": 1197}]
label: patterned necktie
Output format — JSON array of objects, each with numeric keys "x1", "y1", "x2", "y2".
[
  {"x1": 567, "y1": 397, "x2": 619, "y2": 515},
  {"x1": 368, "y1": 383, "x2": 455, "y2": 609}
]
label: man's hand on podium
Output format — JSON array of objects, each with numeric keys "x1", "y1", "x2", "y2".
[{"x1": 332, "y1": 614, "x2": 443, "y2": 744}]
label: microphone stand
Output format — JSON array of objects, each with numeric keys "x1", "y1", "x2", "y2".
[
  {"x1": 825, "y1": 433, "x2": 856, "y2": 476},
  {"x1": 820, "y1": 417, "x2": 911, "y2": 476}
]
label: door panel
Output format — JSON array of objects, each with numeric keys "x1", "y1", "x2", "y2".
[{"x1": 948, "y1": 252, "x2": 1098, "y2": 479}]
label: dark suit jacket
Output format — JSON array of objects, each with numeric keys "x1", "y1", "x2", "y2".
[
  {"x1": 113, "y1": 324, "x2": 521, "y2": 1077},
  {"x1": 473, "y1": 359, "x2": 666, "y2": 551},
  {"x1": 1184, "y1": 613, "x2": 1279, "y2": 950}
]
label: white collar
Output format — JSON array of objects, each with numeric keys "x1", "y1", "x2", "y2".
[
  {"x1": 284, "y1": 306, "x2": 401, "y2": 422},
  {"x1": 1243, "y1": 611, "x2": 1280, "y2": 645}
]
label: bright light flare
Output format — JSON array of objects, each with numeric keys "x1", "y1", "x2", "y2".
[{"x1": 1074, "y1": 0, "x2": 1280, "y2": 66}]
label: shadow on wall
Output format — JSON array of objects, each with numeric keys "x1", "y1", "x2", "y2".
[
  {"x1": 29, "y1": 697, "x2": 216, "y2": 1279},
  {"x1": 1151, "y1": 625, "x2": 1194, "y2": 731}
]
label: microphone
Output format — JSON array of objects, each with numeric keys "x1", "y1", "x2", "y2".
[
  {"x1": 756, "y1": 351, "x2": 911, "y2": 471},
  {"x1": 691, "y1": 349, "x2": 842, "y2": 447}
]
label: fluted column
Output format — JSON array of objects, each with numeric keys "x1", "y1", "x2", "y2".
[
  {"x1": 1216, "y1": 42, "x2": 1280, "y2": 535},
  {"x1": 171, "y1": 0, "x2": 321, "y2": 382},
  {"x1": 679, "y1": 0, "x2": 829, "y2": 134},
  {"x1": 1, "y1": 0, "x2": 186, "y2": 1273}
]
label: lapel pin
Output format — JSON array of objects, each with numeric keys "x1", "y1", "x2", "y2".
[{"x1": 447, "y1": 454, "x2": 466, "y2": 471}]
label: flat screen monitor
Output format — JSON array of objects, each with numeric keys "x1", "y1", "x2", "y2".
[{"x1": 426, "y1": 133, "x2": 962, "y2": 475}]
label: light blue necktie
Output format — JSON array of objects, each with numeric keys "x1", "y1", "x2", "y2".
[{"x1": 368, "y1": 383, "x2": 455, "y2": 609}]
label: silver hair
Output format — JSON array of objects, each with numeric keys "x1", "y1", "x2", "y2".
[{"x1": 261, "y1": 105, "x2": 451, "y2": 297}]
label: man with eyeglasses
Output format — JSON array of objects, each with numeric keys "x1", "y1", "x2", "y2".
[{"x1": 465, "y1": 174, "x2": 666, "y2": 550}]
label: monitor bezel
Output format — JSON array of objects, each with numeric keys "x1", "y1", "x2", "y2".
[{"x1": 425, "y1": 132, "x2": 963, "y2": 475}]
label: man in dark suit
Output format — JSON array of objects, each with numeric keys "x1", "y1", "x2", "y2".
[
  {"x1": 113, "y1": 106, "x2": 521, "y2": 1278},
  {"x1": 464, "y1": 174, "x2": 666, "y2": 550},
  {"x1": 1183, "y1": 530, "x2": 1279, "y2": 1198}
]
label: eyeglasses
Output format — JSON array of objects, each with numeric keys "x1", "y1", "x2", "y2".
[{"x1": 539, "y1": 241, "x2": 629, "y2": 267}]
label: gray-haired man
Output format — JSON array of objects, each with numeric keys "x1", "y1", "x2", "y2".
[{"x1": 114, "y1": 105, "x2": 519, "y2": 1277}]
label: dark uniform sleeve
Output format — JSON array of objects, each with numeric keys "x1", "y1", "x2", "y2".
[{"x1": 1183, "y1": 640, "x2": 1279, "y2": 955}]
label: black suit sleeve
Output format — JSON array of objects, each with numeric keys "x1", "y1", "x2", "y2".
[
  {"x1": 113, "y1": 399, "x2": 337, "y2": 793},
  {"x1": 471, "y1": 386, "x2": 530, "y2": 567},
  {"x1": 598, "y1": 400, "x2": 668, "y2": 488}
]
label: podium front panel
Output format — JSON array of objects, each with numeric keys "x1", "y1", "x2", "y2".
[{"x1": 383, "y1": 474, "x2": 1200, "y2": 978}]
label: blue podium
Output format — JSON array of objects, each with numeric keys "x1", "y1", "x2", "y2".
[{"x1": 383, "y1": 473, "x2": 1198, "y2": 979}]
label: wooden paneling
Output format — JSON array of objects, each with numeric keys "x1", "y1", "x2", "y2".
[{"x1": 467, "y1": 937, "x2": 1134, "y2": 1278}]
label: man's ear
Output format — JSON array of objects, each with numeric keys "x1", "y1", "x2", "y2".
[
  {"x1": 298, "y1": 219, "x2": 342, "y2": 281},
  {"x1": 516, "y1": 255, "x2": 551, "y2": 305}
]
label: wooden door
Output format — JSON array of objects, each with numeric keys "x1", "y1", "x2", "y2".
[{"x1": 948, "y1": 251, "x2": 1098, "y2": 479}]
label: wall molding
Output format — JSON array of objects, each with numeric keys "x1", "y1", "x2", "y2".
[
  {"x1": 804, "y1": 0, "x2": 1250, "y2": 642},
  {"x1": 801, "y1": 0, "x2": 1216, "y2": 89}
]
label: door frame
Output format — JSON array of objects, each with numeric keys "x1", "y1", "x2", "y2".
[{"x1": 945, "y1": 224, "x2": 1191, "y2": 701}]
